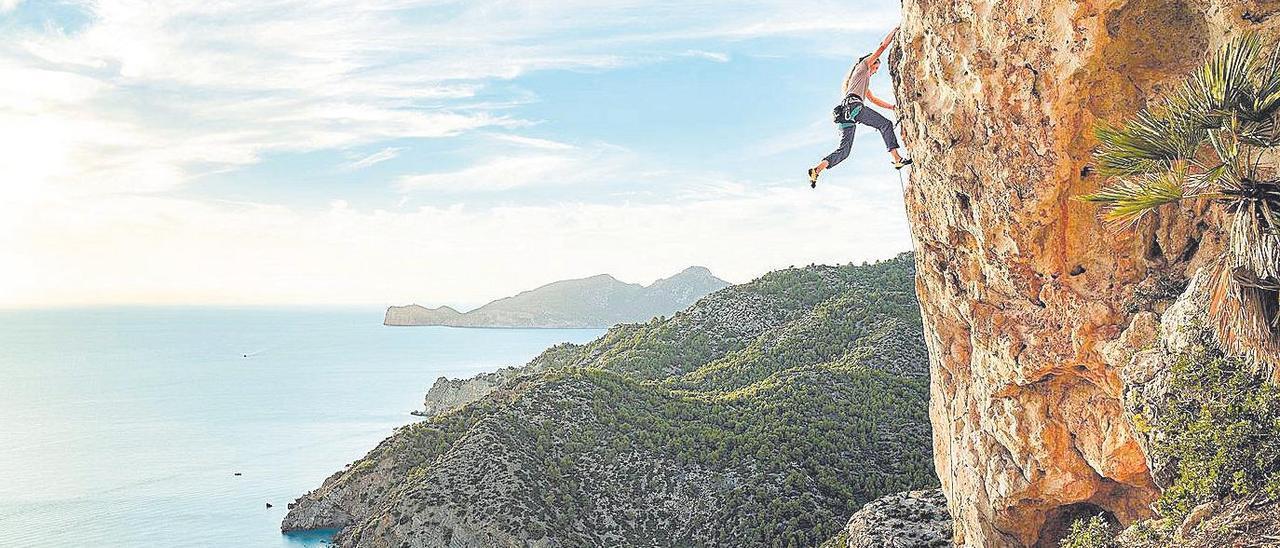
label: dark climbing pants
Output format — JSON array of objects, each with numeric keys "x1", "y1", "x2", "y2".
[{"x1": 823, "y1": 107, "x2": 899, "y2": 169}]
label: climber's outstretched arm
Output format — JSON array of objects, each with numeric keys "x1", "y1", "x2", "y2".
[
  {"x1": 866, "y1": 89, "x2": 895, "y2": 110},
  {"x1": 868, "y1": 26, "x2": 899, "y2": 63}
]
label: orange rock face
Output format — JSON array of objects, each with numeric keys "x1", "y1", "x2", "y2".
[{"x1": 892, "y1": 1, "x2": 1276, "y2": 546}]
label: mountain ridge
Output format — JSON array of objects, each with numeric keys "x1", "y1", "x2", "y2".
[{"x1": 384, "y1": 266, "x2": 729, "y2": 328}]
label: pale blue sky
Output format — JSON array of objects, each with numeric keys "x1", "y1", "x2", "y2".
[{"x1": 1, "y1": 0, "x2": 910, "y2": 307}]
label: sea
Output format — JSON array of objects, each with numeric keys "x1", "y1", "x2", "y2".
[{"x1": 0, "y1": 307, "x2": 603, "y2": 547}]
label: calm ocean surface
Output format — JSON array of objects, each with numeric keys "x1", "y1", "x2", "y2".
[{"x1": 0, "y1": 307, "x2": 603, "y2": 547}]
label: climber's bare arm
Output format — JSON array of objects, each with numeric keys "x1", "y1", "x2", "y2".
[
  {"x1": 866, "y1": 89, "x2": 895, "y2": 110},
  {"x1": 868, "y1": 26, "x2": 899, "y2": 62}
]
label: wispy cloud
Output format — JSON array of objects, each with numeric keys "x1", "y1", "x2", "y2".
[
  {"x1": 397, "y1": 155, "x2": 579, "y2": 193},
  {"x1": 343, "y1": 147, "x2": 405, "y2": 170},
  {"x1": 395, "y1": 136, "x2": 642, "y2": 193},
  {"x1": 682, "y1": 49, "x2": 730, "y2": 63},
  {"x1": 2, "y1": 0, "x2": 897, "y2": 206},
  {"x1": 489, "y1": 134, "x2": 578, "y2": 151},
  {"x1": 751, "y1": 119, "x2": 843, "y2": 158},
  {"x1": 1, "y1": 1, "x2": 649, "y2": 206}
]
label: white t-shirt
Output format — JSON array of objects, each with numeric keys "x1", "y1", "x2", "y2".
[{"x1": 842, "y1": 58, "x2": 871, "y2": 98}]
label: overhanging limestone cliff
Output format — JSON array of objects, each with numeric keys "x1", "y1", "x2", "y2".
[{"x1": 892, "y1": 1, "x2": 1278, "y2": 546}]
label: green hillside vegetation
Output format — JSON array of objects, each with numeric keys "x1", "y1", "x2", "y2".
[
  {"x1": 286, "y1": 253, "x2": 936, "y2": 547},
  {"x1": 1152, "y1": 352, "x2": 1280, "y2": 517}
]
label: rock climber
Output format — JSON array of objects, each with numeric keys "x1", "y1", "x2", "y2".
[{"x1": 808, "y1": 26, "x2": 910, "y2": 188}]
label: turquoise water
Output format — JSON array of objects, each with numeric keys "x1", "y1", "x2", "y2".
[{"x1": 0, "y1": 308, "x2": 603, "y2": 547}]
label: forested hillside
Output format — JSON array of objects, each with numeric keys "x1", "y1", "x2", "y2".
[{"x1": 284, "y1": 253, "x2": 935, "y2": 547}]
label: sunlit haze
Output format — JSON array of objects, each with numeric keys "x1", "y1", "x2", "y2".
[{"x1": 1, "y1": 0, "x2": 908, "y2": 307}]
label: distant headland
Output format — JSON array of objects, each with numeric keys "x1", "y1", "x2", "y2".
[{"x1": 385, "y1": 266, "x2": 729, "y2": 328}]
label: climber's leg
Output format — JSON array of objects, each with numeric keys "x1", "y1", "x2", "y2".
[
  {"x1": 855, "y1": 107, "x2": 909, "y2": 167},
  {"x1": 809, "y1": 124, "x2": 856, "y2": 187},
  {"x1": 855, "y1": 106, "x2": 898, "y2": 153},
  {"x1": 817, "y1": 125, "x2": 856, "y2": 171}
]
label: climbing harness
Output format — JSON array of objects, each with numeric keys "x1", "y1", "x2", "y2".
[{"x1": 832, "y1": 93, "x2": 864, "y2": 125}]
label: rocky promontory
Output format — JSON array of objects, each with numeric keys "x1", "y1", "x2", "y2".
[{"x1": 841, "y1": 489, "x2": 953, "y2": 548}]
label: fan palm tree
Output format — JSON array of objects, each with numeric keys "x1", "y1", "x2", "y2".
[{"x1": 1081, "y1": 33, "x2": 1280, "y2": 370}]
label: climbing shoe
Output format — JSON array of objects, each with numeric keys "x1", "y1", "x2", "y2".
[
  {"x1": 807, "y1": 168, "x2": 819, "y2": 189},
  {"x1": 893, "y1": 158, "x2": 913, "y2": 170}
]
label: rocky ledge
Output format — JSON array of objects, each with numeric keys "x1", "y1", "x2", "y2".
[
  {"x1": 418, "y1": 367, "x2": 523, "y2": 417},
  {"x1": 843, "y1": 489, "x2": 953, "y2": 548}
]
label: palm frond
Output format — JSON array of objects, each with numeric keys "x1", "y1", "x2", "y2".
[
  {"x1": 1078, "y1": 171, "x2": 1187, "y2": 226},
  {"x1": 1079, "y1": 32, "x2": 1280, "y2": 371},
  {"x1": 1094, "y1": 109, "x2": 1204, "y2": 177},
  {"x1": 1238, "y1": 115, "x2": 1280, "y2": 146},
  {"x1": 1248, "y1": 45, "x2": 1280, "y2": 121},
  {"x1": 1171, "y1": 81, "x2": 1226, "y2": 131},
  {"x1": 1187, "y1": 162, "x2": 1232, "y2": 194},
  {"x1": 1206, "y1": 125, "x2": 1242, "y2": 164},
  {"x1": 1189, "y1": 33, "x2": 1263, "y2": 112}
]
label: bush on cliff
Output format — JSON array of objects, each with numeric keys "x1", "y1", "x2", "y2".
[
  {"x1": 1150, "y1": 351, "x2": 1280, "y2": 517},
  {"x1": 1061, "y1": 514, "x2": 1117, "y2": 548}
]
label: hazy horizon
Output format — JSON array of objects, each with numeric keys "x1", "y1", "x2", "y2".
[
  {"x1": 2, "y1": 0, "x2": 910, "y2": 307},
  {"x1": 0, "y1": 258, "x2": 897, "y2": 311}
]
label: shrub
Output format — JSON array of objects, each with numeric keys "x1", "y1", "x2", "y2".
[
  {"x1": 1116, "y1": 519, "x2": 1173, "y2": 548},
  {"x1": 1061, "y1": 514, "x2": 1116, "y2": 548},
  {"x1": 1150, "y1": 351, "x2": 1280, "y2": 518}
]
